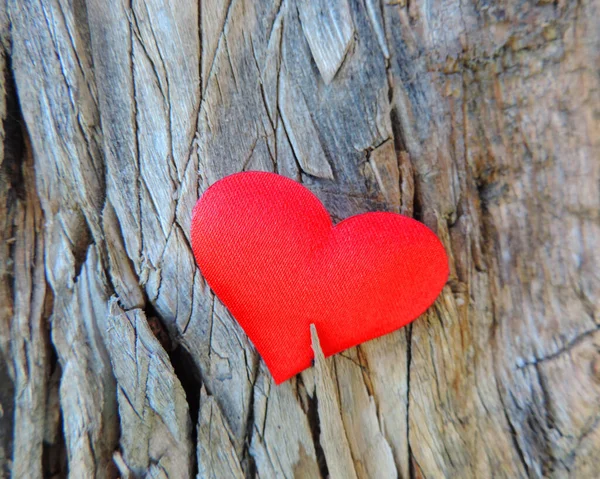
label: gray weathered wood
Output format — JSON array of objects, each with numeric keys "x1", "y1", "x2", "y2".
[
  {"x1": 1, "y1": 0, "x2": 599, "y2": 477},
  {"x1": 197, "y1": 385, "x2": 244, "y2": 479},
  {"x1": 107, "y1": 300, "x2": 192, "y2": 478},
  {"x1": 310, "y1": 324, "x2": 358, "y2": 479}
]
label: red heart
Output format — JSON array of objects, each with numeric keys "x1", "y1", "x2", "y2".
[{"x1": 191, "y1": 172, "x2": 448, "y2": 384}]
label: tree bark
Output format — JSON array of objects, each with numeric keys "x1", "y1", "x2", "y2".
[{"x1": 1, "y1": 0, "x2": 599, "y2": 478}]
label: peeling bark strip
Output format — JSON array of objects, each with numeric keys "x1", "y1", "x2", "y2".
[
  {"x1": 1, "y1": 0, "x2": 599, "y2": 478},
  {"x1": 310, "y1": 325, "x2": 358, "y2": 479}
]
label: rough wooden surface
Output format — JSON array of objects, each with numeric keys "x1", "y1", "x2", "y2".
[
  {"x1": 311, "y1": 324, "x2": 359, "y2": 479},
  {"x1": 0, "y1": 0, "x2": 598, "y2": 478}
]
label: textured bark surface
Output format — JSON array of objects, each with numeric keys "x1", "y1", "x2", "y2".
[{"x1": 1, "y1": 0, "x2": 599, "y2": 478}]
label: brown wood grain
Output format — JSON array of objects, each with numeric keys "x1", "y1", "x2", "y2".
[{"x1": 0, "y1": 0, "x2": 598, "y2": 477}]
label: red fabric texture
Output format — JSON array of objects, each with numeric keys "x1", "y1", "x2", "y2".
[{"x1": 191, "y1": 172, "x2": 448, "y2": 384}]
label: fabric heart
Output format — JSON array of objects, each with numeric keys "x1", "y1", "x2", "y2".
[{"x1": 191, "y1": 172, "x2": 448, "y2": 384}]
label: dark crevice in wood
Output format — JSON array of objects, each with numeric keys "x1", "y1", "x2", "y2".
[
  {"x1": 388, "y1": 103, "x2": 407, "y2": 154},
  {"x1": 2, "y1": 50, "x2": 25, "y2": 201},
  {"x1": 68, "y1": 213, "x2": 94, "y2": 282},
  {"x1": 0, "y1": 356, "x2": 14, "y2": 478},
  {"x1": 1, "y1": 50, "x2": 22, "y2": 344},
  {"x1": 42, "y1": 408, "x2": 68, "y2": 478},
  {"x1": 141, "y1": 297, "x2": 200, "y2": 476},
  {"x1": 146, "y1": 314, "x2": 173, "y2": 353},
  {"x1": 42, "y1": 350, "x2": 67, "y2": 478},
  {"x1": 168, "y1": 343, "x2": 201, "y2": 477},
  {"x1": 476, "y1": 173, "x2": 509, "y2": 207},
  {"x1": 499, "y1": 388, "x2": 532, "y2": 478},
  {"x1": 306, "y1": 385, "x2": 329, "y2": 479},
  {"x1": 1, "y1": 49, "x2": 31, "y2": 477},
  {"x1": 405, "y1": 324, "x2": 415, "y2": 479},
  {"x1": 142, "y1": 292, "x2": 173, "y2": 355},
  {"x1": 241, "y1": 373, "x2": 258, "y2": 479},
  {"x1": 410, "y1": 177, "x2": 424, "y2": 224}
]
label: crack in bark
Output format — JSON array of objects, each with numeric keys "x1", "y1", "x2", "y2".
[
  {"x1": 498, "y1": 383, "x2": 532, "y2": 477},
  {"x1": 406, "y1": 325, "x2": 415, "y2": 479},
  {"x1": 241, "y1": 361, "x2": 259, "y2": 478},
  {"x1": 517, "y1": 326, "x2": 600, "y2": 369},
  {"x1": 305, "y1": 387, "x2": 329, "y2": 478},
  {"x1": 202, "y1": 0, "x2": 235, "y2": 92},
  {"x1": 127, "y1": 0, "x2": 143, "y2": 266}
]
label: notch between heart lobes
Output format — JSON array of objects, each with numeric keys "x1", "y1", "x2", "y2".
[{"x1": 191, "y1": 171, "x2": 449, "y2": 384}]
